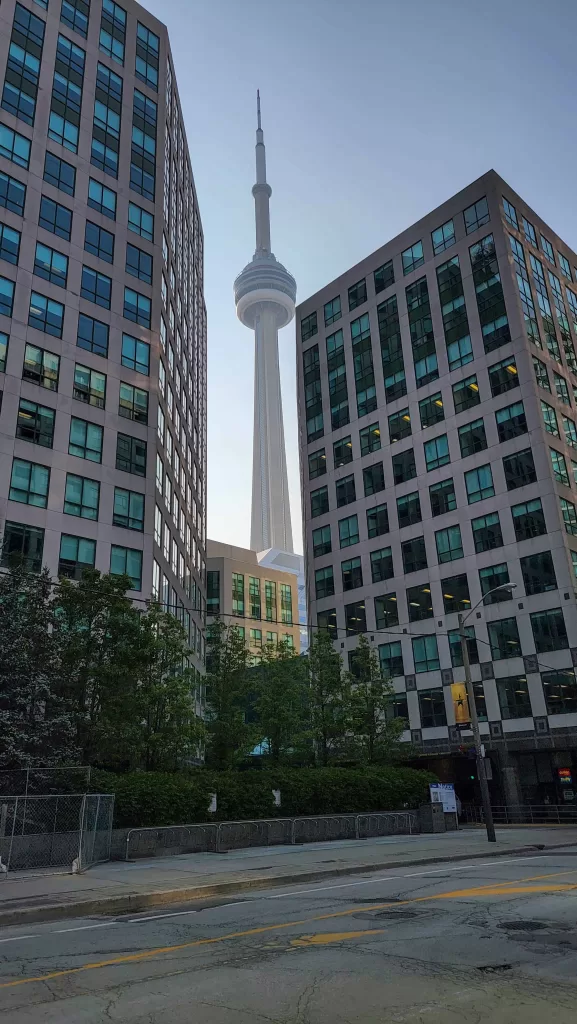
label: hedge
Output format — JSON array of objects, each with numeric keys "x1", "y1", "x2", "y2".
[{"x1": 90, "y1": 767, "x2": 437, "y2": 828}]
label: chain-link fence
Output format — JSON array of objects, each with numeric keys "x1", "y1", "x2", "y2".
[{"x1": 0, "y1": 793, "x2": 114, "y2": 874}]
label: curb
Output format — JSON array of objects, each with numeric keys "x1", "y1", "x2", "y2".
[{"x1": 1, "y1": 839, "x2": 576, "y2": 927}]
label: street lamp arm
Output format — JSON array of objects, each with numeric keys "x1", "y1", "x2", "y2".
[{"x1": 461, "y1": 583, "x2": 517, "y2": 626}]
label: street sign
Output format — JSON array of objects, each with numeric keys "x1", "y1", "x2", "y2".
[{"x1": 451, "y1": 683, "x2": 470, "y2": 725}]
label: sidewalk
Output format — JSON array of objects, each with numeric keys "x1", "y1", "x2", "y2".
[{"x1": 1, "y1": 826, "x2": 576, "y2": 927}]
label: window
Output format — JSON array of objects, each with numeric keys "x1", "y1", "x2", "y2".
[
  {"x1": 558, "y1": 253, "x2": 572, "y2": 281},
  {"x1": 435, "y1": 525, "x2": 463, "y2": 563},
  {"x1": 392, "y1": 447, "x2": 416, "y2": 484},
  {"x1": 522, "y1": 217, "x2": 537, "y2": 248},
  {"x1": 77, "y1": 314, "x2": 108, "y2": 358},
  {"x1": 128, "y1": 201, "x2": 153, "y2": 241},
  {"x1": 280, "y1": 583, "x2": 293, "y2": 623},
  {"x1": 116, "y1": 432, "x2": 146, "y2": 476},
  {"x1": 447, "y1": 334, "x2": 473, "y2": 371},
  {"x1": 23, "y1": 344, "x2": 60, "y2": 391},
  {"x1": 360, "y1": 422, "x2": 381, "y2": 456},
  {"x1": 496, "y1": 400, "x2": 527, "y2": 442},
  {"x1": 406, "y1": 583, "x2": 433, "y2": 622},
  {"x1": 339, "y1": 514, "x2": 359, "y2": 548},
  {"x1": 379, "y1": 642, "x2": 403, "y2": 678},
  {"x1": 48, "y1": 34, "x2": 85, "y2": 154},
  {"x1": 472, "y1": 512, "x2": 502, "y2": 552},
  {"x1": 488, "y1": 616, "x2": 521, "y2": 659},
  {"x1": 84, "y1": 221, "x2": 114, "y2": 264},
  {"x1": 301, "y1": 312, "x2": 317, "y2": 341},
  {"x1": 342, "y1": 557, "x2": 362, "y2": 591},
  {"x1": 345, "y1": 600, "x2": 366, "y2": 635},
  {"x1": 531, "y1": 608, "x2": 568, "y2": 652},
  {"x1": 113, "y1": 487, "x2": 144, "y2": 531},
  {"x1": 87, "y1": 178, "x2": 116, "y2": 221},
  {"x1": 0, "y1": 169, "x2": 26, "y2": 218},
  {"x1": 119, "y1": 381, "x2": 148, "y2": 423},
  {"x1": 542, "y1": 669, "x2": 577, "y2": 715},
  {"x1": 540, "y1": 235, "x2": 555, "y2": 265},
  {"x1": 554, "y1": 372, "x2": 571, "y2": 407},
  {"x1": 488, "y1": 357, "x2": 519, "y2": 397},
  {"x1": 432, "y1": 219, "x2": 455, "y2": 255},
  {"x1": 550, "y1": 448, "x2": 570, "y2": 486},
  {"x1": 448, "y1": 626, "x2": 478, "y2": 668},
  {"x1": 231, "y1": 572, "x2": 245, "y2": 616},
  {"x1": 402, "y1": 536, "x2": 427, "y2": 574},
  {"x1": 9, "y1": 458, "x2": 50, "y2": 507},
  {"x1": 424, "y1": 434, "x2": 449, "y2": 471},
  {"x1": 80, "y1": 266, "x2": 111, "y2": 309},
  {"x1": 512, "y1": 498, "x2": 546, "y2": 541},
  {"x1": 135, "y1": 21, "x2": 159, "y2": 90},
  {"x1": 463, "y1": 196, "x2": 489, "y2": 234},
  {"x1": 100, "y1": 0, "x2": 126, "y2": 65},
  {"x1": 419, "y1": 392, "x2": 444, "y2": 429},
  {"x1": 124, "y1": 287, "x2": 150, "y2": 327},
  {"x1": 130, "y1": 90, "x2": 157, "y2": 201},
  {"x1": 69, "y1": 417, "x2": 103, "y2": 462},
  {"x1": 563, "y1": 416, "x2": 577, "y2": 449},
  {"x1": 520, "y1": 551, "x2": 556, "y2": 596},
  {"x1": 330, "y1": 438, "x2": 352, "y2": 471},
  {"x1": 374, "y1": 260, "x2": 394, "y2": 294},
  {"x1": 533, "y1": 357, "x2": 550, "y2": 391},
  {"x1": 61, "y1": 0, "x2": 90, "y2": 38},
  {"x1": 304, "y1": 343, "x2": 324, "y2": 438},
  {"x1": 311, "y1": 485, "x2": 329, "y2": 518},
  {"x1": 429, "y1": 478, "x2": 456, "y2": 517},
  {"x1": 73, "y1": 363, "x2": 106, "y2": 408},
  {"x1": 43, "y1": 151, "x2": 75, "y2": 195},
  {"x1": 249, "y1": 628, "x2": 262, "y2": 649},
  {"x1": 33, "y1": 242, "x2": 67, "y2": 287},
  {"x1": 58, "y1": 534, "x2": 95, "y2": 579},
  {"x1": 28, "y1": 291, "x2": 64, "y2": 338},
  {"x1": 348, "y1": 279, "x2": 367, "y2": 311},
  {"x1": 541, "y1": 400, "x2": 559, "y2": 437},
  {"x1": 503, "y1": 449, "x2": 537, "y2": 491},
  {"x1": 497, "y1": 676, "x2": 532, "y2": 720},
  {"x1": 16, "y1": 399, "x2": 55, "y2": 447},
  {"x1": 413, "y1": 636, "x2": 440, "y2": 674},
  {"x1": 369, "y1": 546, "x2": 392, "y2": 583},
  {"x1": 367, "y1": 503, "x2": 389, "y2": 538},
  {"x1": 0, "y1": 122, "x2": 30, "y2": 169},
  {"x1": 470, "y1": 234, "x2": 510, "y2": 352},
  {"x1": 315, "y1": 566, "x2": 334, "y2": 600},
  {"x1": 502, "y1": 197, "x2": 518, "y2": 228},
  {"x1": 0, "y1": 331, "x2": 7, "y2": 371},
  {"x1": 126, "y1": 243, "x2": 152, "y2": 284},
  {"x1": 0, "y1": 277, "x2": 14, "y2": 318},
  {"x1": 308, "y1": 448, "x2": 326, "y2": 480},
  {"x1": 317, "y1": 609, "x2": 337, "y2": 639},
  {"x1": 363, "y1": 463, "x2": 385, "y2": 497},
  {"x1": 2, "y1": 4, "x2": 45, "y2": 126},
  {"x1": 479, "y1": 562, "x2": 510, "y2": 603},
  {"x1": 458, "y1": 417, "x2": 487, "y2": 458},
  {"x1": 560, "y1": 497, "x2": 577, "y2": 535},
  {"x1": 64, "y1": 473, "x2": 99, "y2": 519},
  {"x1": 402, "y1": 241, "x2": 424, "y2": 275},
  {"x1": 1, "y1": 521, "x2": 44, "y2": 571},
  {"x1": 419, "y1": 688, "x2": 447, "y2": 728},
  {"x1": 312, "y1": 524, "x2": 331, "y2": 557},
  {"x1": 441, "y1": 573, "x2": 470, "y2": 613},
  {"x1": 110, "y1": 545, "x2": 143, "y2": 590},
  {"x1": 336, "y1": 474, "x2": 356, "y2": 507},
  {"x1": 324, "y1": 296, "x2": 341, "y2": 326},
  {"x1": 388, "y1": 408, "x2": 411, "y2": 444},
  {"x1": 375, "y1": 593, "x2": 399, "y2": 628},
  {"x1": 465, "y1": 464, "x2": 494, "y2": 504},
  {"x1": 397, "y1": 490, "x2": 421, "y2": 529}
]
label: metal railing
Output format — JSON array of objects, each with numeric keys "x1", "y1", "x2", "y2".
[
  {"x1": 462, "y1": 803, "x2": 577, "y2": 826},
  {"x1": 0, "y1": 793, "x2": 114, "y2": 875},
  {"x1": 125, "y1": 810, "x2": 418, "y2": 860}
]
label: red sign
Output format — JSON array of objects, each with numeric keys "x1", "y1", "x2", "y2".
[{"x1": 558, "y1": 768, "x2": 573, "y2": 785}]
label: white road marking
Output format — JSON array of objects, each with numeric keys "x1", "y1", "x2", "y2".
[
  {"x1": 131, "y1": 901, "x2": 249, "y2": 924},
  {"x1": 0, "y1": 934, "x2": 38, "y2": 943},
  {"x1": 54, "y1": 922, "x2": 119, "y2": 934}
]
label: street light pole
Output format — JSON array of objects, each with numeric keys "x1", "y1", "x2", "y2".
[
  {"x1": 457, "y1": 582, "x2": 516, "y2": 844},
  {"x1": 458, "y1": 611, "x2": 496, "y2": 843}
]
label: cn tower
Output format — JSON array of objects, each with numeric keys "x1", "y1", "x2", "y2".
[{"x1": 234, "y1": 92, "x2": 296, "y2": 554}]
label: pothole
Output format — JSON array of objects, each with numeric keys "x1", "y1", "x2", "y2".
[
  {"x1": 500, "y1": 921, "x2": 548, "y2": 932},
  {"x1": 478, "y1": 964, "x2": 513, "y2": 974}
]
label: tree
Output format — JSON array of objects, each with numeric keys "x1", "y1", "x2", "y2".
[
  {"x1": 346, "y1": 634, "x2": 406, "y2": 763},
  {"x1": 254, "y1": 641, "x2": 310, "y2": 763},
  {"x1": 204, "y1": 620, "x2": 258, "y2": 769},
  {"x1": 307, "y1": 628, "x2": 349, "y2": 766},
  {"x1": 0, "y1": 562, "x2": 76, "y2": 768}
]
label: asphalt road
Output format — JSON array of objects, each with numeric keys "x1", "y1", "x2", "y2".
[{"x1": 2, "y1": 848, "x2": 577, "y2": 1023}]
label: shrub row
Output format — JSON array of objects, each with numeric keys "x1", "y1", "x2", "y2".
[{"x1": 91, "y1": 767, "x2": 437, "y2": 828}]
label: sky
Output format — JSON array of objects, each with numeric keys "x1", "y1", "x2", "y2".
[{"x1": 144, "y1": 0, "x2": 577, "y2": 555}]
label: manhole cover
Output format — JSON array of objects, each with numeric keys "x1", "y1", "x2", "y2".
[
  {"x1": 500, "y1": 921, "x2": 548, "y2": 932},
  {"x1": 478, "y1": 964, "x2": 513, "y2": 974}
]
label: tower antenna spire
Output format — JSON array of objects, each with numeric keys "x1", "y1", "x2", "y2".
[{"x1": 257, "y1": 88, "x2": 261, "y2": 131}]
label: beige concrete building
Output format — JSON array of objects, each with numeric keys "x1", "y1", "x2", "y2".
[
  {"x1": 296, "y1": 170, "x2": 577, "y2": 807},
  {"x1": 207, "y1": 540, "x2": 300, "y2": 657},
  {"x1": 0, "y1": 0, "x2": 206, "y2": 682}
]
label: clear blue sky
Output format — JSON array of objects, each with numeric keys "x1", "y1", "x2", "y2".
[{"x1": 144, "y1": 0, "x2": 577, "y2": 554}]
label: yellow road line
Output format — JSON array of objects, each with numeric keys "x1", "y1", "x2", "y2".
[{"x1": 2, "y1": 866, "x2": 577, "y2": 992}]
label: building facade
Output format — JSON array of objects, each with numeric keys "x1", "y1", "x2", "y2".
[
  {"x1": 0, "y1": 0, "x2": 207, "y2": 683},
  {"x1": 297, "y1": 170, "x2": 577, "y2": 807},
  {"x1": 206, "y1": 540, "x2": 300, "y2": 657}
]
